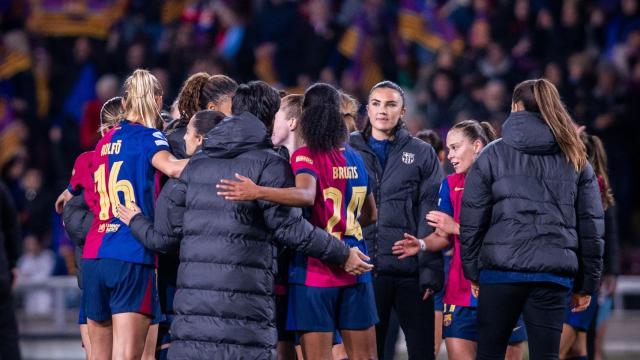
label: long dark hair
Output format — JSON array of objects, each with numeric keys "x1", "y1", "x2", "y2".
[
  {"x1": 362, "y1": 80, "x2": 406, "y2": 140},
  {"x1": 299, "y1": 83, "x2": 346, "y2": 152},
  {"x1": 512, "y1": 79, "x2": 586, "y2": 171},
  {"x1": 582, "y1": 133, "x2": 615, "y2": 209}
]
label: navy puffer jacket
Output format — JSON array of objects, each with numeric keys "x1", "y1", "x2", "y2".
[
  {"x1": 460, "y1": 111, "x2": 604, "y2": 294},
  {"x1": 137, "y1": 112, "x2": 351, "y2": 359}
]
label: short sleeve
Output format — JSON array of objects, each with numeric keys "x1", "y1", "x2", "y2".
[
  {"x1": 142, "y1": 130, "x2": 171, "y2": 162},
  {"x1": 290, "y1": 146, "x2": 318, "y2": 179},
  {"x1": 68, "y1": 152, "x2": 93, "y2": 195},
  {"x1": 437, "y1": 178, "x2": 453, "y2": 217}
]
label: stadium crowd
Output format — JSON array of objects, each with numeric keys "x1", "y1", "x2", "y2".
[{"x1": 0, "y1": 0, "x2": 636, "y2": 359}]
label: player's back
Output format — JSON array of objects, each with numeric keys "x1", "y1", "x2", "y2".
[
  {"x1": 83, "y1": 120, "x2": 170, "y2": 265},
  {"x1": 289, "y1": 145, "x2": 370, "y2": 287}
]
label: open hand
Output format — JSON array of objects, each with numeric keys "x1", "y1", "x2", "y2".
[
  {"x1": 426, "y1": 211, "x2": 458, "y2": 235},
  {"x1": 343, "y1": 248, "x2": 374, "y2": 276},
  {"x1": 117, "y1": 202, "x2": 141, "y2": 226},
  {"x1": 392, "y1": 233, "x2": 422, "y2": 259},
  {"x1": 217, "y1": 174, "x2": 260, "y2": 201}
]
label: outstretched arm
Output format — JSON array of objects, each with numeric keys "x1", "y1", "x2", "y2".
[{"x1": 217, "y1": 173, "x2": 316, "y2": 207}]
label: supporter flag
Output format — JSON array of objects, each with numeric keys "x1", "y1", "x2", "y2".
[
  {"x1": 26, "y1": 0, "x2": 127, "y2": 39},
  {"x1": 337, "y1": 13, "x2": 383, "y2": 91},
  {"x1": 398, "y1": 0, "x2": 464, "y2": 55}
]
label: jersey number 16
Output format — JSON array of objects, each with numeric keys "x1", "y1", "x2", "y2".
[{"x1": 94, "y1": 161, "x2": 136, "y2": 220}]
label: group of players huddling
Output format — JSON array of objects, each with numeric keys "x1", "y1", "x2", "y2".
[{"x1": 56, "y1": 69, "x2": 607, "y2": 360}]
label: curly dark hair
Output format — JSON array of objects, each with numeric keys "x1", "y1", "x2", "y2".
[
  {"x1": 299, "y1": 83, "x2": 347, "y2": 152},
  {"x1": 177, "y1": 73, "x2": 238, "y2": 125},
  {"x1": 231, "y1": 81, "x2": 281, "y2": 127}
]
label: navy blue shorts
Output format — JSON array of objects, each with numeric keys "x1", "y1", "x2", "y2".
[
  {"x1": 286, "y1": 282, "x2": 378, "y2": 332},
  {"x1": 276, "y1": 294, "x2": 295, "y2": 342},
  {"x1": 443, "y1": 304, "x2": 527, "y2": 343},
  {"x1": 564, "y1": 292, "x2": 598, "y2": 331},
  {"x1": 82, "y1": 258, "x2": 162, "y2": 322}
]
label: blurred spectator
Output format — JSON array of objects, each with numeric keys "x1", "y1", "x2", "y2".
[
  {"x1": 0, "y1": 0, "x2": 638, "y2": 258},
  {"x1": 79, "y1": 74, "x2": 119, "y2": 150},
  {"x1": 16, "y1": 235, "x2": 54, "y2": 317}
]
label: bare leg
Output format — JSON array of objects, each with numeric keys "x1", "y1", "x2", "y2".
[
  {"x1": 434, "y1": 311, "x2": 444, "y2": 355},
  {"x1": 300, "y1": 332, "x2": 334, "y2": 360},
  {"x1": 444, "y1": 337, "x2": 476, "y2": 360},
  {"x1": 111, "y1": 312, "x2": 151, "y2": 360},
  {"x1": 341, "y1": 327, "x2": 378, "y2": 360},
  {"x1": 566, "y1": 332, "x2": 587, "y2": 359},
  {"x1": 80, "y1": 324, "x2": 92, "y2": 360},
  {"x1": 559, "y1": 324, "x2": 578, "y2": 359},
  {"x1": 87, "y1": 319, "x2": 112, "y2": 360},
  {"x1": 332, "y1": 343, "x2": 348, "y2": 359},
  {"x1": 505, "y1": 342, "x2": 525, "y2": 360},
  {"x1": 141, "y1": 323, "x2": 158, "y2": 360}
]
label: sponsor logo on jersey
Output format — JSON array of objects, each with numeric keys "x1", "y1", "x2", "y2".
[{"x1": 295, "y1": 155, "x2": 314, "y2": 165}]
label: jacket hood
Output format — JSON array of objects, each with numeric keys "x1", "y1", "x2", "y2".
[
  {"x1": 502, "y1": 111, "x2": 559, "y2": 155},
  {"x1": 203, "y1": 112, "x2": 272, "y2": 158}
]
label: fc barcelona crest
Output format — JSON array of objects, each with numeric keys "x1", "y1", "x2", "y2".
[{"x1": 402, "y1": 152, "x2": 415, "y2": 164}]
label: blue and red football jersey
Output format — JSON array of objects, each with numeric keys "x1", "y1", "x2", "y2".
[
  {"x1": 83, "y1": 120, "x2": 170, "y2": 265},
  {"x1": 288, "y1": 145, "x2": 371, "y2": 287}
]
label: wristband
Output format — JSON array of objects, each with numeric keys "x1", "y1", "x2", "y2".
[{"x1": 418, "y1": 239, "x2": 427, "y2": 252}]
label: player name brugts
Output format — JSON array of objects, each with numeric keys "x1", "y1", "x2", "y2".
[{"x1": 332, "y1": 166, "x2": 359, "y2": 180}]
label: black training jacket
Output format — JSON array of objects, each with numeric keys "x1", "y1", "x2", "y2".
[
  {"x1": 460, "y1": 111, "x2": 604, "y2": 294},
  {"x1": 350, "y1": 128, "x2": 444, "y2": 292},
  {"x1": 135, "y1": 112, "x2": 351, "y2": 359}
]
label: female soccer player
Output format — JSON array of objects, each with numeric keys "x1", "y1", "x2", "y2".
[
  {"x1": 80, "y1": 69, "x2": 186, "y2": 360},
  {"x1": 165, "y1": 73, "x2": 237, "y2": 158},
  {"x1": 217, "y1": 83, "x2": 378, "y2": 360},
  {"x1": 459, "y1": 79, "x2": 603, "y2": 359},
  {"x1": 560, "y1": 133, "x2": 618, "y2": 360},
  {"x1": 349, "y1": 80, "x2": 443, "y2": 360},
  {"x1": 393, "y1": 120, "x2": 527, "y2": 360}
]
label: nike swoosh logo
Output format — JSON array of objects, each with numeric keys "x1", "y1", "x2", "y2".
[
  {"x1": 454, "y1": 187, "x2": 464, "y2": 191},
  {"x1": 512, "y1": 326, "x2": 522, "y2": 332}
]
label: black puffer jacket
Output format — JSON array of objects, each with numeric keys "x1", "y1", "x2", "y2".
[
  {"x1": 460, "y1": 111, "x2": 604, "y2": 294},
  {"x1": 143, "y1": 112, "x2": 351, "y2": 359},
  {"x1": 165, "y1": 122, "x2": 188, "y2": 160},
  {"x1": 62, "y1": 192, "x2": 93, "y2": 288},
  {"x1": 350, "y1": 129, "x2": 444, "y2": 291}
]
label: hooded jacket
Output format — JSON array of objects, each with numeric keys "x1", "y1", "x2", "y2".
[
  {"x1": 459, "y1": 111, "x2": 604, "y2": 294},
  {"x1": 138, "y1": 112, "x2": 351, "y2": 359},
  {"x1": 350, "y1": 129, "x2": 444, "y2": 292}
]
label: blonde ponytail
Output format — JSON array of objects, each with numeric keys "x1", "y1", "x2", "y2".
[{"x1": 122, "y1": 69, "x2": 162, "y2": 128}]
